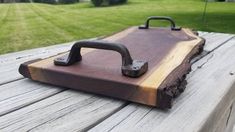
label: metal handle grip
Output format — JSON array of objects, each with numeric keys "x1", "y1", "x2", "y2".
[
  {"x1": 139, "y1": 16, "x2": 181, "y2": 30},
  {"x1": 54, "y1": 40, "x2": 148, "y2": 78}
]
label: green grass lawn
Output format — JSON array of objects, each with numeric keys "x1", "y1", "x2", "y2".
[{"x1": 0, "y1": 0, "x2": 234, "y2": 54}]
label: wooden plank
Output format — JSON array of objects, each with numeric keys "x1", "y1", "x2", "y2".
[
  {"x1": 0, "y1": 79, "x2": 64, "y2": 116},
  {"x1": 201, "y1": 32, "x2": 234, "y2": 52},
  {"x1": 0, "y1": 85, "x2": 125, "y2": 132},
  {"x1": 0, "y1": 43, "x2": 72, "y2": 84},
  {"x1": 191, "y1": 32, "x2": 234, "y2": 63},
  {"x1": 0, "y1": 38, "x2": 100, "y2": 85},
  {"x1": 198, "y1": 31, "x2": 209, "y2": 37},
  {"x1": 0, "y1": 42, "x2": 82, "y2": 116},
  {"x1": 19, "y1": 27, "x2": 205, "y2": 108},
  {"x1": 0, "y1": 42, "x2": 71, "y2": 65},
  {"x1": 89, "y1": 37, "x2": 235, "y2": 132},
  {"x1": 0, "y1": 38, "x2": 98, "y2": 65}
]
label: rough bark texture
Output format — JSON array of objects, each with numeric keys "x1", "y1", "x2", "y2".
[{"x1": 157, "y1": 39, "x2": 205, "y2": 108}]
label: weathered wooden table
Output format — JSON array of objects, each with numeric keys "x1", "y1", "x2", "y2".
[{"x1": 0, "y1": 31, "x2": 234, "y2": 132}]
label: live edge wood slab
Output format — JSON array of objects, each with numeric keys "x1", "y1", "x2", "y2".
[{"x1": 19, "y1": 27, "x2": 205, "y2": 109}]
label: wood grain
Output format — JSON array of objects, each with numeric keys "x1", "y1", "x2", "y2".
[
  {"x1": 202, "y1": 32, "x2": 234, "y2": 51},
  {"x1": 0, "y1": 79, "x2": 64, "y2": 116},
  {"x1": 0, "y1": 43, "x2": 72, "y2": 84},
  {"x1": 89, "y1": 37, "x2": 235, "y2": 132},
  {"x1": 0, "y1": 89, "x2": 125, "y2": 132}
]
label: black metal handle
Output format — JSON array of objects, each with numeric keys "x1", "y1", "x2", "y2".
[
  {"x1": 54, "y1": 40, "x2": 148, "y2": 78},
  {"x1": 139, "y1": 16, "x2": 181, "y2": 30}
]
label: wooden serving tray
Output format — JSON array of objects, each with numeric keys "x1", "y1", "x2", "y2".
[{"x1": 19, "y1": 17, "x2": 205, "y2": 109}]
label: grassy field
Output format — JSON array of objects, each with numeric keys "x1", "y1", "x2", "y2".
[{"x1": 0, "y1": 0, "x2": 234, "y2": 54}]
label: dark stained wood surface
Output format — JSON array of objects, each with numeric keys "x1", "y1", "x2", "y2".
[{"x1": 19, "y1": 27, "x2": 205, "y2": 108}]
